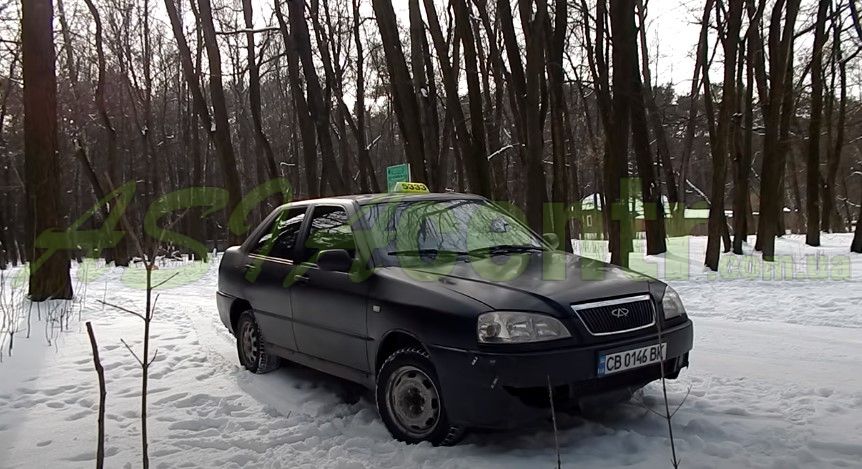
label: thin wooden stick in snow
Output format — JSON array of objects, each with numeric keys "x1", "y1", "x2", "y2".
[
  {"x1": 85, "y1": 321, "x2": 106, "y2": 469},
  {"x1": 547, "y1": 375, "x2": 562, "y2": 469},
  {"x1": 655, "y1": 318, "x2": 681, "y2": 468}
]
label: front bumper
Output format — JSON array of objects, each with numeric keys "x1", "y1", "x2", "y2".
[{"x1": 428, "y1": 319, "x2": 693, "y2": 429}]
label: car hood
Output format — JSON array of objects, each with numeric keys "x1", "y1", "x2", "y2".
[{"x1": 401, "y1": 251, "x2": 655, "y2": 315}]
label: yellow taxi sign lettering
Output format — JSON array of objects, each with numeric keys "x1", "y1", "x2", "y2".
[{"x1": 393, "y1": 181, "x2": 429, "y2": 193}]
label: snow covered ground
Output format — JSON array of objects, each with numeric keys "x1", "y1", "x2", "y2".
[{"x1": 0, "y1": 234, "x2": 861, "y2": 468}]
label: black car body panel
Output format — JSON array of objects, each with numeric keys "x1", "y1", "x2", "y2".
[
  {"x1": 217, "y1": 192, "x2": 694, "y2": 429},
  {"x1": 417, "y1": 254, "x2": 652, "y2": 311}
]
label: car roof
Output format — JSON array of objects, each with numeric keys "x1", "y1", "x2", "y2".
[{"x1": 281, "y1": 191, "x2": 487, "y2": 208}]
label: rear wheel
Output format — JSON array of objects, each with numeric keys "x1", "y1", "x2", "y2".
[
  {"x1": 375, "y1": 347, "x2": 465, "y2": 446},
  {"x1": 236, "y1": 311, "x2": 279, "y2": 374}
]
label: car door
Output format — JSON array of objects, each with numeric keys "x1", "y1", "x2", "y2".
[
  {"x1": 290, "y1": 204, "x2": 370, "y2": 372},
  {"x1": 244, "y1": 206, "x2": 309, "y2": 352}
]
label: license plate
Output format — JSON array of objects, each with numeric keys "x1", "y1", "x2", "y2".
[{"x1": 598, "y1": 343, "x2": 666, "y2": 376}]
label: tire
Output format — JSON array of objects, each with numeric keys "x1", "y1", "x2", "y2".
[
  {"x1": 375, "y1": 347, "x2": 465, "y2": 446},
  {"x1": 236, "y1": 311, "x2": 279, "y2": 374}
]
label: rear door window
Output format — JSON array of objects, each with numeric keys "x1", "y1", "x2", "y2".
[
  {"x1": 299, "y1": 206, "x2": 356, "y2": 263},
  {"x1": 251, "y1": 208, "x2": 307, "y2": 261}
]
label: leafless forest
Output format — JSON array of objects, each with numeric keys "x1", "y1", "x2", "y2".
[{"x1": 2, "y1": 0, "x2": 862, "y2": 299}]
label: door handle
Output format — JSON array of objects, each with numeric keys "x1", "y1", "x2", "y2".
[
  {"x1": 242, "y1": 264, "x2": 255, "y2": 272},
  {"x1": 294, "y1": 274, "x2": 310, "y2": 285}
]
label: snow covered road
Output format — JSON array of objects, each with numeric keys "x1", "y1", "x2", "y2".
[{"x1": 1, "y1": 235, "x2": 861, "y2": 468}]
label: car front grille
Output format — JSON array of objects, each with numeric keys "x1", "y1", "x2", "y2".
[{"x1": 571, "y1": 295, "x2": 655, "y2": 336}]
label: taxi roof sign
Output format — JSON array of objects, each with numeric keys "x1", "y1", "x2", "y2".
[{"x1": 392, "y1": 181, "x2": 429, "y2": 193}]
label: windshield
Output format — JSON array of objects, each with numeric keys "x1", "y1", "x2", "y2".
[{"x1": 359, "y1": 199, "x2": 545, "y2": 266}]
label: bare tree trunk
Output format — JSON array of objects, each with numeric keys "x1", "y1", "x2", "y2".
[
  {"x1": 22, "y1": 0, "x2": 73, "y2": 300},
  {"x1": 197, "y1": 0, "x2": 244, "y2": 243},
  {"x1": 788, "y1": 147, "x2": 804, "y2": 233},
  {"x1": 608, "y1": 0, "x2": 635, "y2": 267},
  {"x1": 166, "y1": 0, "x2": 242, "y2": 245},
  {"x1": 776, "y1": 27, "x2": 796, "y2": 240},
  {"x1": 141, "y1": 0, "x2": 159, "y2": 205},
  {"x1": 352, "y1": 0, "x2": 378, "y2": 193},
  {"x1": 241, "y1": 0, "x2": 280, "y2": 193},
  {"x1": 582, "y1": 0, "x2": 617, "y2": 249},
  {"x1": 676, "y1": 0, "x2": 711, "y2": 230},
  {"x1": 81, "y1": 0, "x2": 133, "y2": 265},
  {"x1": 82, "y1": 0, "x2": 116, "y2": 190},
  {"x1": 165, "y1": 0, "x2": 211, "y2": 143},
  {"x1": 852, "y1": 188, "x2": 862, "y2": 253},
  {"x1": 522, "y1": 0, "x2": 548, "y2": 232},
  {"x1": 287, "y1": 0, "x2": 347, "y2": 194},
  {"x1": 733, "y1": 3, "x2": 761, "y2": 253},
  {"x1": 823, "y1": 9, "x2": 846, "y2": 233},
  {"x1": 56, "y1": 0, "x2": 79, "y2": 105},
  {"x1": 408, "y1": 0, "x2": 441, "y2": 191},
  {"x1": 500, "y1": 0, "x2": 530, "y2": 146},
  {"x1": 624, "y1": 7, "x2": 667, "y2": 255},
  {"x1": 0, "y1": 156, "x2": 10, "y2": 266},
  {"x1": 453, "y1": 0, "x2": 492, "y2": 197},
  {"x1": 851, "y1": 0, "x2": 862, "y2": 41},
  {"x1": 564, "y1": 100, "x2": 581, "y2": 241},
  {"x1": 635, "y1": 0, "x2": 678, "y2": 206},
  {"x1": 705, "y1": 0, "x2": 742, "y2": 271},
  {"x1": 59, "y1": 0, "x2": 106, "y2": 222},
  {"x1": 497, "y1": 0, "x2": 546, "y2": 231},
  {"x1": 310, "y1": 0, "x2": 355, "y2": 193},
  {"x1": 421, "y1": 0, "x2": 492, "y2": 197},
  {"x1": 287, "y1": 0, "x2": 346, "y2": 194},
  {"x1": 545, "y1": 0, "x2": 572, "y2": 251},
  {"x1": 757, "y1": 0, "x2": 800, "y2": 261},
  {"x1": 274, "y1": 0, "x2": 319, "y2": 198},
  {"x1": 472, "y1": 0, "x2": 509, "y2": 200},
  {"x1": 371, "y1": 0, "x2": 429, "y2": 187},
  {"x1": 805, "y1": 0, "x2": 828, "y2": 246},
  {"x1": 0, "y1": 44, "x2": 18, "y2": 145},
  {"x1": 191, "y1": 8, "x2": 209, "y2": 255}
]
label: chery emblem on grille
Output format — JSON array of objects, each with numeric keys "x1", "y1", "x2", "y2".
[{"x1": 610, "y1": 307, "x2": 630, "y2": 318}]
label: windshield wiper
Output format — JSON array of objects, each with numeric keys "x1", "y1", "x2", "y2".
[
  {"x1": 467, "y1": 245, "x2": 545, "y2": 256},
  {"x1": 387, "y1": 249, "x2": 470, "y2": 257}
]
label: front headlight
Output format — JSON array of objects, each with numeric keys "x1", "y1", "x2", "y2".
[
  {"x1": 661, "y1": 286, "x2": 686, "y2": 320},
  {"x1": 477, "y1": 311, "x2": 571, "y2": 344}
]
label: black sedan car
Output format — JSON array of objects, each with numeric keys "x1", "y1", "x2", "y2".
[{"x1": 216, "y1": 189, "x2": 693, "y2": 446}]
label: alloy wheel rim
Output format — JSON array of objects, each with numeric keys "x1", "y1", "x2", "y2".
[
  {"x1": 386, "y1": 365, "x2": 440, "y2": 438},
  {"x1": 241, "y1": 321, "x2": 258, "y2": 366}
]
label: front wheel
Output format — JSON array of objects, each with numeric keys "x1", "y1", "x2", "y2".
[
  {"x1": 236, "y1": 311, "x2": 279, "y2": 374},
  {"x1": 375, "y1": 347, "x2": 465, "y2": 446}
]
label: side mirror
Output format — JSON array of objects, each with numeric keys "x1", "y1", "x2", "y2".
[
  {"x1": 317, "y1": 249, "x2": 353, "y2": 272},
  {"x1": 542, "y1": 232, "x2": 560, "y2": 250}
]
